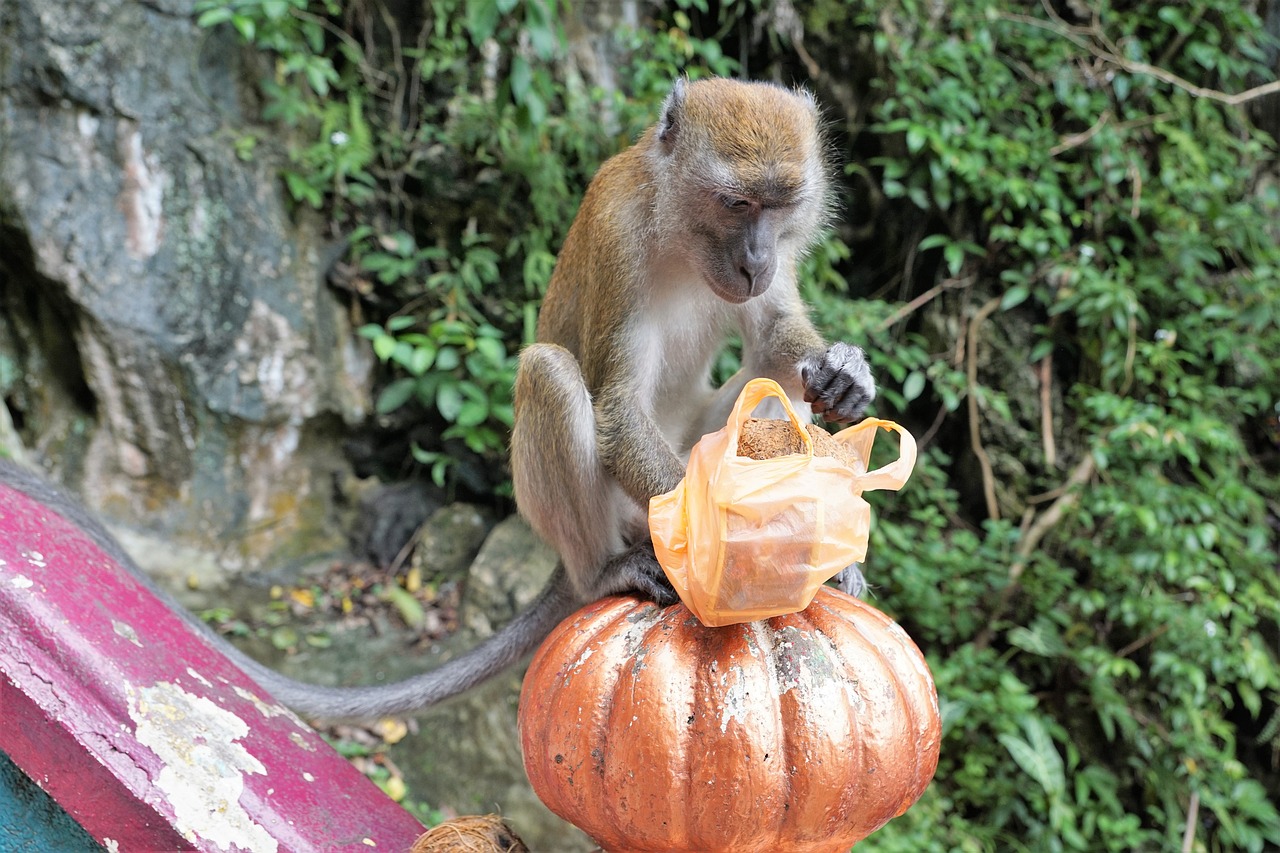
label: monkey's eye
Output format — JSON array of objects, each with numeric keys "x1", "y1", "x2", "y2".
[{"x1": 719, "y1": 195, "x2": 752, "y2": 211}]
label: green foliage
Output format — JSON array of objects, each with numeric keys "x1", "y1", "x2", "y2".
[
  {"x1": 805, "y1": 1, "x2": 1280, "y2": 850},
  {"x1": 198, "y1": 0, "x2": 1280, "y2": 848},
  {"x1": 196, "y1": 0, "x2": 733, "y2": 490}
]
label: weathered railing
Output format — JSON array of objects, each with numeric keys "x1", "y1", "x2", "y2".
[{"x1": 0, "y1": 481, "x2": 426, "y2": 852}]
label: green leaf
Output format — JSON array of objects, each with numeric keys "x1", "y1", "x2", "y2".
[
  {"x1": 903, "y1": 371, "x2": 926, "y2": 402},
  {"x1": 474, "y1": 335, "x2": 505, "y2": 365},
  {"x1": 436, "y1": 383, "x2": 463, "y2": 421},
  {"x1": 408, "y1": 345, "x2": 435, "y2": 376},
  {"x1": 371, "y1": 334, "x2": 397, "y2": 361},
  {"x1": 510, "y1": 56, "x2": 532, "y2": 104},
  {"x1": 456, "y1": 399, "x2": 489, "y2": 427},
  {"x1": 376, "y1": 378, "x2": 416, "y2": 415},
  {"x1": 1001, "y1": 284, "x2": 1030, "y2": 310},
  {"x1": 465, "y1": 0, "x2": 500, "y2": 43},
  {"x1": 196, "y1": 8, "x2": 234, "y2": 27},
  {"x1": 230, "y1": 13, "x2": 255, "y2": 41},
  {"x1": 943, "y1": 241, "x2": 965, "y2": 277},
  {"x1": 906, "y1": 125, "x2": 927, "y2": 154},
  {"x1": 435, "y1": 346, "x2": 461, "y2": 371},
  {"x1": 1005, "y1": 716, "x2": 1065, "y2": 798}
]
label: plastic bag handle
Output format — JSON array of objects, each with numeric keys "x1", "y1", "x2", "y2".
[
  {"x1": 725, "y1": 378, "x2": 812, "y2": 457},
  {"x1": 834, "y1": 418, "x2": 918, "y2": 492}
]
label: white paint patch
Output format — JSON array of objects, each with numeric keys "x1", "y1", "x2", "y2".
[
  {"x1": 102, "y1": 839, "x2": 120, "y2": 853},
  {"x1": 232, "y1": 685, "x2": 299, "y2": 723},
  {"x1": 718, "y1": 664, "x2": 750, "y2": 734},
  {"x1": 289, "y1": 731, "x2": 317, "y2": 752},
  {"x1": 10, "y1": 575, "x2": 32, "y2": 589},
  {"x1": 23, "y1": 550, "x2": 46, "y2": 568},
  {"x1": 128, "y1": 681, "x2": 277, "y2": 852},
  {"x1": 302, "y1": 771, "x2": 315, "y2": 783},
  {"x1": 187, "y1": 668, "x2": 212, "y2": 688},
  {"x1": 113, "y1": 620, "x2": 144, "y2": 648}
]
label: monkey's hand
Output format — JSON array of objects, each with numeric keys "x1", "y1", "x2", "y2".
[
  {"x1": 835, "y1": 563, "x2": 867, "y2": 598},
  {"x1": 800, "y1": 342, "x2": 875, "y2": 423}
]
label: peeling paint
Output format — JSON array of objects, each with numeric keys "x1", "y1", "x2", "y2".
[
  {"x1": 718, "y1": 664, "x2": 750, "y2": 733},
  {"x1": 128, "y1": 681, "x2": 277, "y2": 852},
  {"x1": 113, "y1": 620, "x2": 143, "y2": 648},
  {"x1": 186, "y1": 668, "x2": 212, "y2": 688},
  {"x1": 10, "y1": 574, "x2": 32, "y2": 589},
  {"x1": 233, "y1": 685, "x2": 297, "y2": 722},
  {"x1": 23, "y1": 550, "x2": 46, "y2": 568},
  {"x1": 289, "y1": 731, "x2": 317, "y2": 752},
  {"x1": 102, "y1": 839, "x2": 119, "y2": 853}
]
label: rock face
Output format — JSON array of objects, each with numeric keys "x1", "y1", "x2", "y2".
[{"x1": 0, "y1": 0, "x2": 372, "y2": 581}]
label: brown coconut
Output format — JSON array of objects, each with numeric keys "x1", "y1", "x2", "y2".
[
  {"x1": 737, "y1": 418, "x2": 855, "y2": 465},
  {"x1": 409, "y1": 815, "x2": 529, "y2": 853}
]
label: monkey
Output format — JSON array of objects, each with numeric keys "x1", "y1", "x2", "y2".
[
  {"x1": 509, "y1": 77, "x2": 875, "y2": 610},
  {"x1": 0, "y1": 78, "x2": 875, "y2": 720}
]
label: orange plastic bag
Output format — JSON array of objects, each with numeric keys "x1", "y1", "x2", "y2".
[{"x1": 649, "y1": 378, "x2": 916, "y2": 627}]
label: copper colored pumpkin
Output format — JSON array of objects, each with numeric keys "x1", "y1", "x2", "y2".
[{"x1": 518, "y1": 587, "x2": 941, "y2": 853}]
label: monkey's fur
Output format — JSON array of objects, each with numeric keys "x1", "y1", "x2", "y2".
[{"x1": 0, "y1": 79, "x2": 876, "y2": 719}]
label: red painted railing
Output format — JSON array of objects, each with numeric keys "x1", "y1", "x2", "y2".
[{"x1": 0, "y1": 480, "x2": 426, "y2": 852}]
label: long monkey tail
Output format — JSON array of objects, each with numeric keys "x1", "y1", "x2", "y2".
[
  {"x1": 238, "y1": 565, "x2": 578, "y2": 719},
  {"x1": 0, "y1": 459, "x2": 579, "y2": 720}
]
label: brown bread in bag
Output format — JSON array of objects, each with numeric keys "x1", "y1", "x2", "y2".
[{"x1": 737, "y1": 418, "x2": 857, "y2": 465}]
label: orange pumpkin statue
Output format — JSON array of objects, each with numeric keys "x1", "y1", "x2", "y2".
[{"x1": 518, "y1": 587, "x2": 941, "y2": 853}]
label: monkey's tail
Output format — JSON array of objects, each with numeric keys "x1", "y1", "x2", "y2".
[{"x1": 224, "y1": 563, "x2": 579, "y2": 719}]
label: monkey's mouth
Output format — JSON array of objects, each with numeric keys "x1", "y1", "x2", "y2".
[{"x1": 704, "y1": 272, "x2": 764, "y2": 305}]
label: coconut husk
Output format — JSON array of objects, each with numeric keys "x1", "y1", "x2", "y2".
[{"x1": 409, "y1": 815, "x2": 528, "y2": 853}]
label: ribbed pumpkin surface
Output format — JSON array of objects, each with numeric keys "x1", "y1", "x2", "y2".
[{"x1": 518, "y1": 587, "x2": 940, "y2": 853}]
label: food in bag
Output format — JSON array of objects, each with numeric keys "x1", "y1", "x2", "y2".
[
  {"x1": 737, "y1": 417, "x2": 859, "y2": 465},
  {"x1": 649, "y1": 378, "x2": 916, "y2": 627}
]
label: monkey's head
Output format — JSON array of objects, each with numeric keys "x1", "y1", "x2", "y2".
[{"x1": 649, "y1": 78, "x2": 833, "y2": 305}]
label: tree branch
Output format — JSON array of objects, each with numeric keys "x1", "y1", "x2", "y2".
[
  {"x1": 975, "y1": 454, "x2": 1096, "y2": 649},
  {"x1": 967, "y1": 297, "x2": 1003, "y2": 521},
  {"x1": 999, "y1": 6, "x2": 1280, "y2": 107}
]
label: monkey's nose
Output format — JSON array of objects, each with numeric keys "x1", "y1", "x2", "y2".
[{"x1": 740, "y1": 256, "x2": 770, "y2": 296}]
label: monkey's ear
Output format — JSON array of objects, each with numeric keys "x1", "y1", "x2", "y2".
[{"x1": 657, "y1": 77, "x2": 688, "y2": 151}]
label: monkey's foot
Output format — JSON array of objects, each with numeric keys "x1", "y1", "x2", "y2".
[{"x1": 610, "y1": 541, "x2": 680, "y2": 607}]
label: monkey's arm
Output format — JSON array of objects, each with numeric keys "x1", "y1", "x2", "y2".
[
  {"x1": 594, "y1": 384, "x2": 686, "y2": 506},
  {"x1": 735, "y1": 292, "x2": 877, "y2": 424}
]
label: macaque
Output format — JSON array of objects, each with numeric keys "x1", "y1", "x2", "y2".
[{"x1": 0, "y1": 78, "x2": 875, "y2": 719}]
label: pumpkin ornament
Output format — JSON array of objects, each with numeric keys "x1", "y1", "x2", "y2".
[
  {"x1": 518, "y1": 589, "x2": 940, "y2": 852},
  {"x1": 519, "y1": 380, "x2": 938, "y2": 851}
]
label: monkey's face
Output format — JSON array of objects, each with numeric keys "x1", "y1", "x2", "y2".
[
  {"x1": 691, "y1": 191, "x2": 792, "y2": 304},
  {"x1": 652, "y1": 78, "x2": 834, "y2": 303}
]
